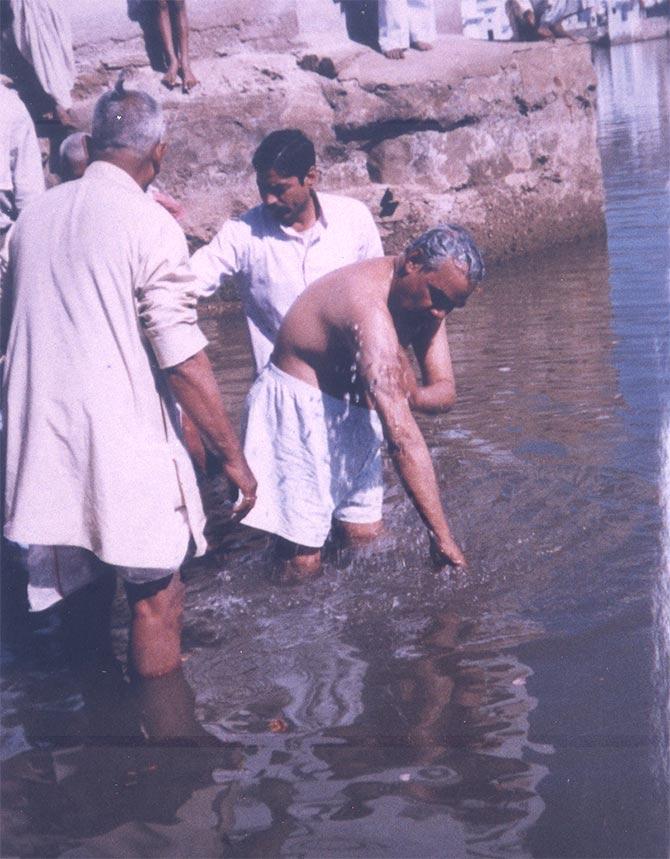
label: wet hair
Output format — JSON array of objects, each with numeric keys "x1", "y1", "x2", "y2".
[
  {"x1": 91, "y1": 75, "x2": 165, "y2": 156},
  {"x1": 405, "y1": 225, "x2": 485, "y2": 283},
  {"x1": 251, "y1": 129, "x2": 316, "y2": 183},
  {"x1": 58, "y1": 131, "x2": 89, "y2": 179}
]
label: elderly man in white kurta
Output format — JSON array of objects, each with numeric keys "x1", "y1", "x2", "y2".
[
  {"x1": 2, "y1": 79, "x2": 256, "y2": 677},
  {"x1": 190, "y1": 128, "x2": 383, "y2": 375},
  {"x1": 0, "y1": 83, "x2": 44, "y2": 238}
]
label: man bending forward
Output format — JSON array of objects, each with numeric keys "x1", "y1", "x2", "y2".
[{"x1": 241, "y1": 225, "x2": 484, "y2": 582}]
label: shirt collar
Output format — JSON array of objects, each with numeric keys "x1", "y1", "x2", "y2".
[{"x1": 84, "y1": 160, "x2": 146, "y2": 196}]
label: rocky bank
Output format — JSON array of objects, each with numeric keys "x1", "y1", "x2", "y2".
[{"x1": 67, "y1": 18, "x2": 605, "y2": 266}]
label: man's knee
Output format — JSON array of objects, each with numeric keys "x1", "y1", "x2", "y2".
[
  {"x1": 128, "y1": 574, "x2": 184, "y2": 627},
  {"x1": 334, "y1": 519, "x2": 384, "y2": 544},
  {"x1": 273, "y1": 539, "x2": 322, "y2": 584}
]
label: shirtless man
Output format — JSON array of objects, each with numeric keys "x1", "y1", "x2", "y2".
[{"x1": 241, "y1": 224, "x2": 485, "y2": 583}]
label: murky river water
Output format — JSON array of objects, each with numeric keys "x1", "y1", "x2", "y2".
[{"x1": 2, "y1": 39, "x2": 669, "y2": 859}]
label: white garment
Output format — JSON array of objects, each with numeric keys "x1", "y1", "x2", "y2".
[
  {"x1": 0, "y1": 85, "x2": 44, "y2": 232},
  {"x1": 241, "y1": 363, "x2": 384, "y2": 548},
  {"x1": 10, "y1": 0, "x2": 75, "y2": 109},
  {"x1": 190, "y1": 192, "x2": 383, "y2": 373},
  {"x1": 3, "y1": 161, "x2": 208, "y2": 568},
  {"x1": 378, "y1": 0, "x2": 437, "y2": 51}
]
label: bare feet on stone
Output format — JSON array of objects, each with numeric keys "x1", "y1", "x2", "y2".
[
  {"x1": 411, "y1": 40, "x2": 434, "y2": 51},
  {"x1": 162, "y1": 61, "x2": 179, "y2": 89},
  {"x1": 383, "y1": 48, "x2": 406, "y2": 59},
  {"x1": 180, "y1": 65, "x2": 199, "y2": 94}
]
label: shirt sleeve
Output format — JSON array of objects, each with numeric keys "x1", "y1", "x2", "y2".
[
  {"x1": 136, "y1": 211, "x2": 208, "y2": 370},
  {"x1": 12, "y1": 112, "x2": 45, "y2": 214},
  {"x1": 189, "y1": 219, "x2": 248, "y2": 298},
  {"x1": 356, "y1": 203, "x2": 384, "y2": 260}
]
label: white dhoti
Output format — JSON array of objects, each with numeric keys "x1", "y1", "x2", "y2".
[
  {"x1": 378, "y1": 0, "x2": 437, "y2": 52},
  {"x1": 11, "y1": 0, "x2": 75, "y2": 109},
  {"x1": 242, "y1": 363, "x2": 384, "y2": 548}
]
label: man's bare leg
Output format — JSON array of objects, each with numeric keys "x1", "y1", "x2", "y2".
[
  {"x1": 127, "y1": 573, "x2": 185, "y2": 677},
  {"x1": 333, "y1": 519, "x2": 384, "y2": 544},
  {"x1": 157, "y1": 0, "x2": 180, "y2": 88},
  {"x1": 273, "y1": 538, "x2": 322, "y2": 585},
  {"x1": 173, "y1": 0, "x2": 199, "y2": 93}
]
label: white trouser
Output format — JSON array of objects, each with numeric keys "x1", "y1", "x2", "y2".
[{"x1": 378, "y1": 0, "x2": 437, "y2": 51}]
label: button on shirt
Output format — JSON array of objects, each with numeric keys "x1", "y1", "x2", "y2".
[
  {"x1": 3, "y1": 161, "x2": 208, "y2": 568},
  {"x1": 190, "y1": 192, "x2": 384, "y2": 373},
  {"x1": 0, "y1": 85, "x2": 45, "y2": 233}
]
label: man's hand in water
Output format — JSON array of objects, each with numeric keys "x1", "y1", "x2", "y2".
[
  {"x1": 224, "y1": 459, "x2": 257, "y2": 521},
  {"x1": 430, "y1": 534, "x2": 467, "y2": 569}
]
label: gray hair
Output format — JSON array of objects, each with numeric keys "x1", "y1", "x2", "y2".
[
  {"x1": 91, "y1": 76, "x2": 165, "y2": 156},
  {"x1": 58, "y1": 131, "x2": 88, "y2": 172},
  {"x1": 406, "y1": 225, "x2": 485, "y2": 283}
]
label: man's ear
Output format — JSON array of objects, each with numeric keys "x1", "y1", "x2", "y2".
[
  {"x1": 404, "y1": 250, "x2": 423, "y2": 273},
  {"x1": 303, "y1": 165, "x2": 318, "y2": 188},
  {"x1": 151, "y1": 141, "x2": 168, "y2": 173}
]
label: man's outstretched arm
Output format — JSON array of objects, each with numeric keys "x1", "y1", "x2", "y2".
[
  {"x1": 355, "y1": 314, "x2": 465, "y2": 567},
  {"x1": 166, "y1": 349, "x2": 257, "y2": 519}
]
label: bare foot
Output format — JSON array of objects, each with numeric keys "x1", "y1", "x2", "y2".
[
  {"x1": 272, "y1": 560, "x2": 323, "y2": 586},
  {"x1": 383, "y1": 48, "x2": 406, "y2": 59},
  {"x1": 411, "y1": 40, "x2": 434, "y2": 51},
  {"x1": 161, "y1": 61, "x2": 179, "y2": 89},
  {"x1": 180, "y1": 66, "x2": 199, "y2": 94}
]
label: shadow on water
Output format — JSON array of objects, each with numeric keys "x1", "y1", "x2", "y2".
[{"x1": 2, "y1": 40, "x2": 670, "y2": 859}]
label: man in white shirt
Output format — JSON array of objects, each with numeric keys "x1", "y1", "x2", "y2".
[
  {"x1": 2, "y1": 78, "x2": 256, "y2": 677},
  {"x1": 190, "y1": 128, "x2": 384, "y2": 375},
  {"x1": 0, "y1": 83, "x2": 44, "y2": 239}
]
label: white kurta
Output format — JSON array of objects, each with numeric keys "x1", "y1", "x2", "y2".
[
  {"x1": 0, "y1": 85, "x2": 45, "y2": 233},
  {"x1": 190, "y1": 192, "x2": 384, "y2": 373},
  {"x1": 10, "y1": 0, "x2": 75, "y2": 109},
  {"x1": 3, "y1": 161, "x2": 208, "y2": 568}
]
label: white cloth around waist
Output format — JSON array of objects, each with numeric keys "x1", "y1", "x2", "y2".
[{"x1": 241, "y1": 362, "x2": 384, "y2": 548}]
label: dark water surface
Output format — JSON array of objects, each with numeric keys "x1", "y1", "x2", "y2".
[{"x1": 2, "y1": 40, "x2": 669, "y2": 858}]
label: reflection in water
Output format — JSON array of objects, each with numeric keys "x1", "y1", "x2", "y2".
[{"x1": 187, "y1": 609, "x2": 549, "y2": 857}]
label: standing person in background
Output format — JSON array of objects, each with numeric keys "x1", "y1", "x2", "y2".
[
  {"x1": 9, "y1": 0, "x2": 76, "y2": 125},
  {"x1": 57, "y1": 129, "x2": 186, "y2": 222},
  {"x1": 378, "y1": 0, "x2": 436, "y2": 59},
  {"x1": 2, "y1": 78, "x2": 256, "y2": 677},
  {"x1": 156, "y1": 0, "x2": 198, "y2": 93},
  {"x1": 0, "y1": 82, "x2": 44, "y2": 243},
  {"x1": 190, "y1": 128, "x2": 384, "y2": 376}
]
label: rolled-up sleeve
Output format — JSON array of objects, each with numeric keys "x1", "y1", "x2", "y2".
[
  {"x1": 136, "y1": 216, "x2": 208, "y2": 369},
  {"x1": 190, "y1": 219, "x2": 247, "y2": 298}
]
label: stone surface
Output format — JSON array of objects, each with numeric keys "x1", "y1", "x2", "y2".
[{"x1": 40, "y1": 9, "x2": 606, "y2": 265}]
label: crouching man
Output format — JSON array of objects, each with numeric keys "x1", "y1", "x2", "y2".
[{"x1": 240, "y1": 225, "x2": 484, "y2": 583}]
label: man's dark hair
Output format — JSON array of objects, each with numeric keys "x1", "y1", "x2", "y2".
[{"x1": 252, "y1": 129, "x2": 316, "y2": 183}]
